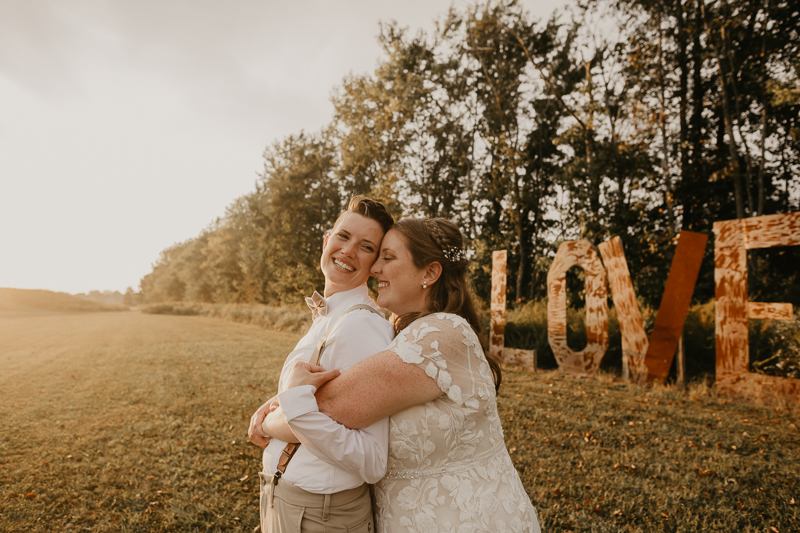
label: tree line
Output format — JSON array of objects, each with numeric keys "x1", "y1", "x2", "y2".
[{"x1": 141, "y1": 0, "x2": 800, "y2": 311}]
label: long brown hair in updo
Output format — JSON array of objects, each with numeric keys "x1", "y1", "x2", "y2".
[{"x1": 391, "y1": 217, "x2": 502, "y2": 392}]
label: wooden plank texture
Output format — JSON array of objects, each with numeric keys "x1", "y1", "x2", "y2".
[
  {"x1": 747, "y1": 302, "x2": 794, "y2": 321},
  {"x1": 599, "y1": 232, "x2": 707, "y2": 384},
  {"x1": 598, "y1": 237, "x2": 649, "y2": 383},
  {"x1": 501, "y1": 348, "x2": 536, "y2": 372},
  {"x1": 744, "y1": 212, "x2": 800, "y2": 249},
  {"x1": 714, "y1": 219, "x2": 749, "y2": 377},
  {"x1": 547, "y1": 240, "x2": 608, "y2": 376},
  {"x1": 644, "y1": 231, "x2": 708, "y2": 383},
  {"x1": 716, "y1": 373, "x2": 800, "y2": 408},
  {"x1": 490, "y1": 250, "x2": 507, "y2": 360},
  {"x1": 714, "y1": 212, "x2": 800, "y2": 407}
]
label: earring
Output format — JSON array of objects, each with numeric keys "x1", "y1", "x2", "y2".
[{"x1": 422, "y1": 281, "x2": 427, "y2": 289}]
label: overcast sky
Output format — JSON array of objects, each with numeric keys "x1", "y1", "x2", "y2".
[{"x1": 0, "y1": 0, "x2": 565, "y2": 295}]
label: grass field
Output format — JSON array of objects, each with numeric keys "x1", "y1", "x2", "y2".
[
  {"x1": 500, "y1": 373, "x2": 799, "y2": 532},
  {"x1": 1, "y1": 311, "x2": 798, "y2": 532},
  {"x1": 0, "y1": 288, "x2": 127, "y2": 314},
  {"x1": 0, "y1": 312, "x2": 291, "y2": 532}
]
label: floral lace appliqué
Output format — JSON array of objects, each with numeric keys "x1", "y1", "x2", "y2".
[{"x1": 379, "y1": 313, "x2": 541, "y2": 533}]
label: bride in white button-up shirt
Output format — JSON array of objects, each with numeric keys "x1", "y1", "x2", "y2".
[{"x1": 269, "y1": 217, "x2": 542, "y2": 533}]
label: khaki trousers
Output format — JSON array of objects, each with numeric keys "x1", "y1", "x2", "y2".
[{"x1": 258, "y1": 473, "x2": 373, "y2": 533}]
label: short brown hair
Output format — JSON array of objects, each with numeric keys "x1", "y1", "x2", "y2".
[
  {"x1": 333, "y1": 195, "x2": 394, "y2": 234},
  {"x1": 391, "y1": 217, "x2": 502, "y2": 391}
]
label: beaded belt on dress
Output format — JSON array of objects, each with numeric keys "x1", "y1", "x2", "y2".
[{"x1": 384, "y1": 440, "x2": 506, "y2": 480}]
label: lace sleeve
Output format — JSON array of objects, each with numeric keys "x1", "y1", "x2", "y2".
[{"x1": 387, "y1": 313, "x2": 495, "y2": 409}]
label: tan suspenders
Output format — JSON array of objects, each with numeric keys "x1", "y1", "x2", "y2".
[
  {"x1": 275, "y1": 442, "x2": 300, "y2": 477},
  {"x1": 274, "y1": 303, "x2": 384, "y2": 480}
]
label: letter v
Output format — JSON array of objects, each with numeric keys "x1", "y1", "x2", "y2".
[{"x1": 597, "y1": 231, "x2": 708, "y2": 384}]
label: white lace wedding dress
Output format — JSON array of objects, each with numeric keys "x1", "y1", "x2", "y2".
[{"x1": 374, "y1": 313, "x2": 541, "y2": 533}]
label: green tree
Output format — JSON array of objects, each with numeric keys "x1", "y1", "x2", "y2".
[{"x1": 256, "y1": 130, "x2": 344, "y2": 304}]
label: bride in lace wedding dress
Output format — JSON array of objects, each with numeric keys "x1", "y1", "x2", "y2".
[
  {"x1": 273, "y1": 217, "x2": 541, "y2": 532},
  {"x1": 370, "y1": 311, "x2": 539, "y2": 533}
]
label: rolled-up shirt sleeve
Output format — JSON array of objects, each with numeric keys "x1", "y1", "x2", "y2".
[{"x1": 278, "y1": 310, "x2": 393, "y2": 485}]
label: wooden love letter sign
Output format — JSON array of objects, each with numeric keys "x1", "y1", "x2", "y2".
[
  {"x1": 547, "y1": 240, "x2": 608, "y2": 376},
  {"x1": 597, "y1": 237, "x2": 650, "y2": 382},
  {"x1": 715, "y1": 212, "x2": 800, "y2": 406},
  {"x1": 598, "y1": 231, "x2": 708, "y2": 384},
  {"x1": 489, "y1": 250, "x2": 507, "y2": 359},
  {"x1": 490, "y1": 251, "x2": 535, "y2": 370}
]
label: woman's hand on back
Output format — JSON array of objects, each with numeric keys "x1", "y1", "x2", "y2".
[{"x1": 285, "y1": 361, "x2": 341, "y2": 390}]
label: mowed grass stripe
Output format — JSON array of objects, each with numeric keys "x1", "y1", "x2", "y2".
[
  {"x1": 1, "y1": 312, "x2": 798, "y2": 532},
  {"x1": 1, "y1": 312, "x2": 295, "y2": 532}
]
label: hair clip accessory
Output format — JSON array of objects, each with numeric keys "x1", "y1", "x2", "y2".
[{"x1": 442, "y1": 245, "x2": 465, "y2": 263}]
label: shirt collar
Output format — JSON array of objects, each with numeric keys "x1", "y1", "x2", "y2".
[{"x1": 323, "y1": 284, "x2": 371, "y2": 315}]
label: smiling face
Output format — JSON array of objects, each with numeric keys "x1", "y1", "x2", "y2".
[
  {"x1": 320, "y1": 212, "x2": 385, "y2": 297},
  {"x1": 370, "y1": 229, "x2": 431, "y2": 316}
]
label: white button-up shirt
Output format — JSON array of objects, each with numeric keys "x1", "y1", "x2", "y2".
[{"x1": 263, "y1": 284, "x2": 394, "y2": 493}]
